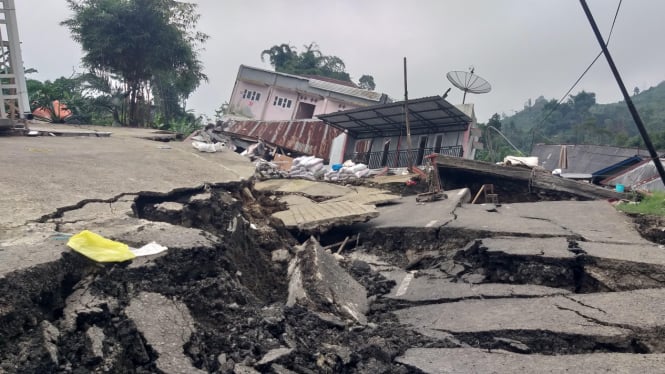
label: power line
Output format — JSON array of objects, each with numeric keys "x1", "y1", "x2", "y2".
[{"x1": 529, "y1": 0, "x2": 623, "y2": 149}]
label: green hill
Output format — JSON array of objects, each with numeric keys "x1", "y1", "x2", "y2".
[{"x1": 494, "y1": 81, "x2": 665, "y2": 155}]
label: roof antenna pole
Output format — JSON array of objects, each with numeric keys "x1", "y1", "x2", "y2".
[
  {"x1": 579, "y1": 0, "x2": 665, "y2": 189},
  {"x1": 404, "y1": 57, "x2": 414, "y2": 170}
]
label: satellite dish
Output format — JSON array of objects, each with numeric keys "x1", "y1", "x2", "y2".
[{"x1": 446, "y1": 68, "x2": 492, "y2": 104}]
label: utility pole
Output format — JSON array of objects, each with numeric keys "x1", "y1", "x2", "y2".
[
  {"x1": 403, "y1": 57, "x2": 414, "y2": 169},
  {"x1": 0, "y1": 0, "x2": 29, "y2": 119},
  {"x1": 579, "y1": 0, "x2": 665, "y2": 189}
]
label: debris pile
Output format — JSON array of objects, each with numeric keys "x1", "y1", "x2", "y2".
[
  {"x1": 189, "y1": 122, "x2": 235, "y2": 153},
  {"x1": 254, "y1": 159, "x2": 288, "y2": 180}
]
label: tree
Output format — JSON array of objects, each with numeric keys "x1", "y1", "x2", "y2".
[
  {"x1": 358, "y1": 75, "x2": 376, "y2": 91},
  {"x1": 261, "y1": 42, "x2": 367, "y2": 85},
  {"x1": 62, "y1": 0, "x2": 207, "y2": 126}
]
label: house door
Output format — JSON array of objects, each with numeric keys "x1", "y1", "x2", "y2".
[
  {"x1": 434, "y1": 134, "x2": 443, "y2": 153},
  {"x1": 417, "y1": 136, "x2": 428, "y2": 165},
  {"x1": 295, "y1": 102, "x2": 316, "y2": 119},
  {"x1": 380, "y1": 139, "x2": 391, "y2": 167}
]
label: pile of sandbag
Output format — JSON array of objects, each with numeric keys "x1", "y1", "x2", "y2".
[
  {"x1": 289, "y1": 156, "x2": 326, "y2": 180},
  {"x1": 324, "y1": 160, "x2": 370, "y2": 181}
]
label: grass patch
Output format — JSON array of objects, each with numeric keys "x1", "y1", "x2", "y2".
[{"x1": 616, "y1": 191, "x2": 665, "y2": 216}]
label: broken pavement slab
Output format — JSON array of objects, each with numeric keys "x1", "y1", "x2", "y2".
[
  {"x1": 449, "y1": 200, "x2": 648, "y2": 244},
  {"x1": 125, "y1": 292, "x2": 205, "y2": 374},
  {"x1": 397, "y1": 348, "x2": 665, "y2": 374},
  {"x1": 321, "y1": 186, "x2": 401, "y2": 206},
  {"x1": 254, "y1": 179, "x2": 351, "y2": 198},
  {"x1": 357, "y1": 188, "x2": 470, "y2": 229},
  {"x1": 382, "y1": 269, "x2": 571, "y2": 302},
  {"x1": 273, "y1": 200, "x2": 378, "y2": 232},
  {"x1": 287, "y1": 238, "x2": 369, "y2": 324},
  {"x1": 394, "y1": 288, "x2": 665, "y2": 347},
  {"x1": 0, "y1": 134, "x2": 255, "y2": 232}
]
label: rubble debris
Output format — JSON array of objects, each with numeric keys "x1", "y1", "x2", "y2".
[
  {"x1": 256, "y1": 347, "x2": 294, "y2": 366},
  {"x1": 254, "y1": 159, "x2": 288, "y2": 180},
  {"x1": 189, "y1": 122, "x2": 236, "y2": 153},
  {"x1": 287, "y1": 237, "x2": 369, "y2": 324}
]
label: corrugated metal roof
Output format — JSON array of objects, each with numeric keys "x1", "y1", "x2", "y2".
[
  {"x1": 531, "y1": 144, "x2": 652, "y2": 174},
  {"x1": 602, "y1": 158, "x2": 665, "y2": 191},
  {"x1": 224, "y1": 119, "x2": 341, "y2": 160},
  {"x1": 308, "y1": 78, "x2": 385, "y2": 102},
  {"x1": 318, "y1": 96, "x2": 471, "y2": 139}
]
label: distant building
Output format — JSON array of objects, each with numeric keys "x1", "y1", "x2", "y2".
[{"x1": 227, "y1": 65, "x2": 390, "y2": 121}]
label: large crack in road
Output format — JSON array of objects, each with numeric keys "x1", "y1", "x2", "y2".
[{"x1": 3, "y1": 177, "x2": 665, "y2": 373}]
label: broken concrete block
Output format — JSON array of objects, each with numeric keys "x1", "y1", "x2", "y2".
[
  {"x1": 125, "y1": 292, "x2": 205, "y2": 373},
  {"x1": 234, "y1": 364, "x2": 260, "y2": 374},
  {"x1": 86, "y1": 326, "x2": 105, "y2": 361},
  {"x1": 17, "y1": 320, "x2": 60, "y2": 372},
  {"x1": 440, "y1": 260, "x2": 466, "y2": 277},
  {"x1": 257, "y1": 347, "x2": 294, "y2": 366},
  {"x1": 287, "y1": 237, "x2": 369, "y2": 324},
  {"x1": 271, "y1": 363, "x2": 298, "y2": 374},
  {"x1": 271, "y1": 249, "x2": 290, "y2": 263},
  {"x1": 155, "y1": 201, "x2": 185, "y2": 213}
]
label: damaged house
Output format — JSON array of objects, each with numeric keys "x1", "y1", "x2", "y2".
[
  {"x1": 319, "y1": 97, "x2": 481, "y2": 168},
  {"x1": 227, "y1": 65, "x2": 390, "y2": 121},
  {"x1": 224, "y1": 65, "x2": 481, "y2": 167},
  {"x1": 223, "y1": 65, "x2": 391, "y2": 160}
]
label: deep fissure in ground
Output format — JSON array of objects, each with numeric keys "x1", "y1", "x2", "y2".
[{"x1": 2, "y1": 181, "x2": 665, "y2": 373}]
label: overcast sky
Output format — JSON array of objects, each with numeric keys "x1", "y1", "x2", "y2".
[{"x1": 16, "y1": 0, "x2": 665, "y2": 123}]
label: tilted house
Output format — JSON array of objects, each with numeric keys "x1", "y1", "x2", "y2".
[
  {"x1": 225, "y1": 65, "x2": 481, "y2": 167},
  {"x1": 227, "y1": 65, "x2": 390, "y2": 121}
]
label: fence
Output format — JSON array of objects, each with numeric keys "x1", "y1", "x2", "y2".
[{"x1": 344, "y1": 145, "x2": 463, "y2": 169}]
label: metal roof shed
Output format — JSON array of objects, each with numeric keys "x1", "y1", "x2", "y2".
[{"x1": 317, "y1": 96, "x2": 471, "y2": 139}]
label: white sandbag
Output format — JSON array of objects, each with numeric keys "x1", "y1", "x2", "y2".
[
  {"x1": 354, "y1": 168, "x2": 371, "y2": 178},
  {"x1": 349, "y1": 163, "x2": 367, "y2": 173},
  {"x1": 309, "y1": 163, "x2": 324, "y2": 172},
  {"x1": 343, "y1": 160, "x2": 355, "y2": 167},
  {"x1": 192, "y1": 141, "x2": 224, "y2": 153},
  {"x1": 304, "y1": 157, "x2": 323, "y2": 168},
  {"x1": 503, "y1": 156, "x2": 539, "y2": 168}
]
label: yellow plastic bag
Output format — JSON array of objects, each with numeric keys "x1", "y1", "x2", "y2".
[{"x1": 67, "y1": 230, "x2": 136, "y2": 262}]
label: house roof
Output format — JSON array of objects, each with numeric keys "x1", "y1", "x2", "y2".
[
  {"x1": 601, "y1": 158, "x2": 665, "y2": 190},
  {"x1": 308, "y1": 78, "x2": 384, "y2": 102},
  {"x1": 530, "y1": 144, "x2": 653, "y2": 174},
  {"x1": 317, "y1": 96, "x2": 472, "y2": 139},
  {"x1": 223, "y1": 119, "x2": 341, "y2": 160},
  {"x1": 237, "y1": 65, "x2": 386, "y2": 103}
]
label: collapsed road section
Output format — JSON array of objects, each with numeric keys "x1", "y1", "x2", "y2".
[
  {"x1": 4, "y1": 177, "x2": 665, "y2": 373},
  {"x1": 3, "y1": 135, "x2": 665, "y2": 373}
]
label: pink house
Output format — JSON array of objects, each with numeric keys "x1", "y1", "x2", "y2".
[{"x1": 227, "y1": 65, "x2": 390, "y2": 121}]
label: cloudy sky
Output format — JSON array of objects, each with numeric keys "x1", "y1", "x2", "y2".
[{"x1": 16, "y1": 0, "x2": 665, "y2": 123}]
